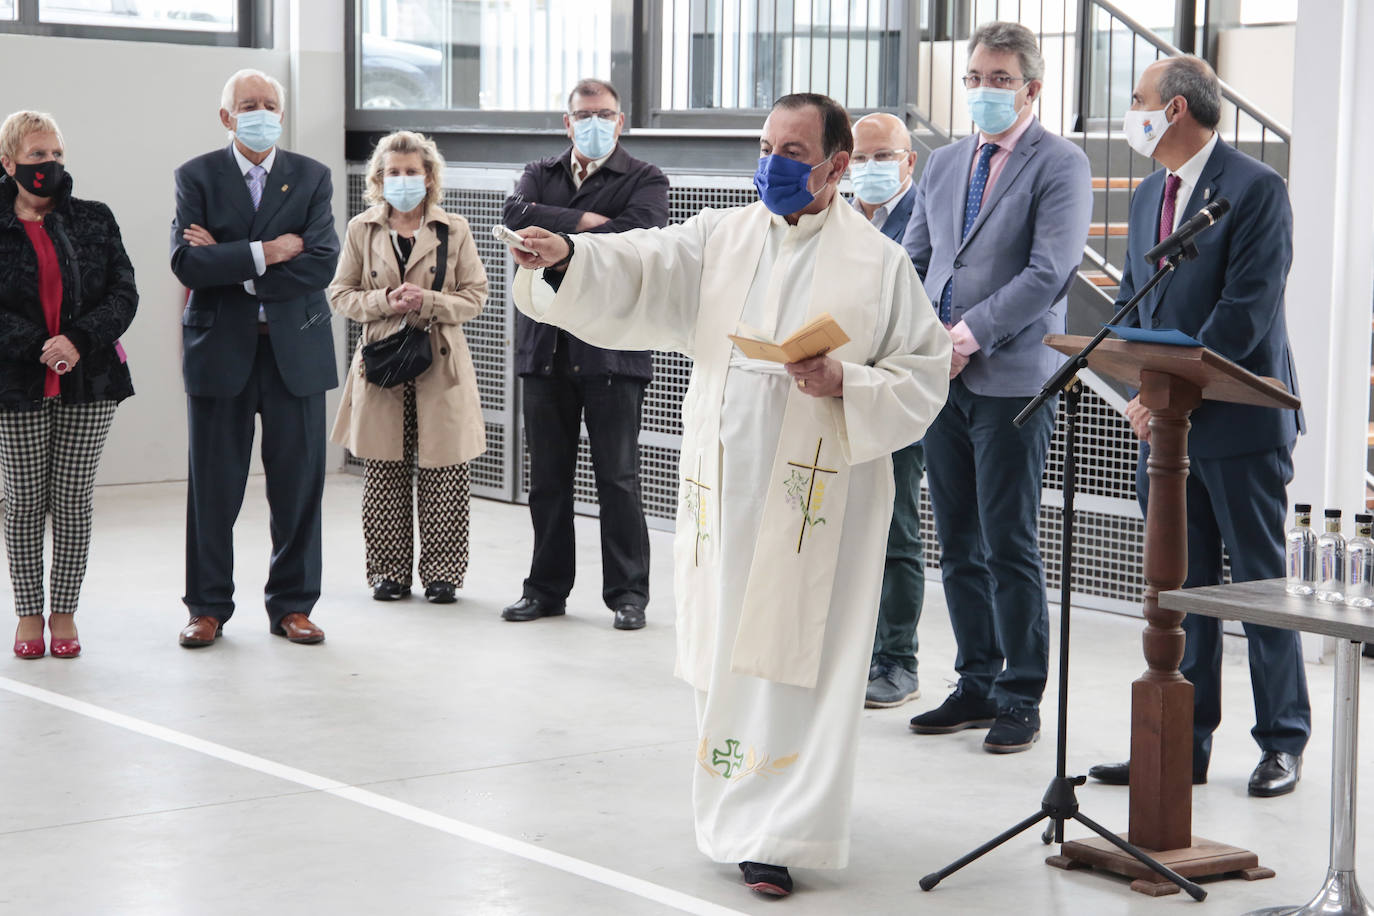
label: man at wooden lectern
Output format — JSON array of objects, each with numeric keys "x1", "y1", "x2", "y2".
[{"x1": 1088, "y1": 56, "x2": 1310, "y2": 798}]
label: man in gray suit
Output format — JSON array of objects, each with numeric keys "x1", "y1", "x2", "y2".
[
  {"x1": 170, "y1": 69, "x2": 339, "y2": 648},
  {"x1": 902, "y1": 22, "x2": 1091, "y2": 752}
]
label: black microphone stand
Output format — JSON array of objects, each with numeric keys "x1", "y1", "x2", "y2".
[{"x1": 919, "y1": 243, "x2": 1207, "y2": 902}]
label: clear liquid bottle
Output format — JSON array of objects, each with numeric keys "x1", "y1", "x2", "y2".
[
  {"x1": 1285, "y1": 503, "x2": 1316, "y2": 596},
  {"x1": 1346, "y1": 512, "x2": 1374, "y2": 609},
  {"x1": 1317, "y1": 509, "x2": 1346, "y2": 604}
]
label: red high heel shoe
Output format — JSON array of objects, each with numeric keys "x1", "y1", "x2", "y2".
[
  {"x1": 13, "y1": 634, "x2": 45, "y2": 659},
  {"x1": 50, "y1": 637, "x2": 81, "y2": 659}
]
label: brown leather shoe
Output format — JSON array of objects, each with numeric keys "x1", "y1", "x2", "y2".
[
  {"x1": 179, "y1": 616, "x2": 222, "y2": 648},
  {"x1": 271, "y1": 613, "x2": 324, "y2": 644}
]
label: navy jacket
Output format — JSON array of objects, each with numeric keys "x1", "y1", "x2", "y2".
[
  {"x1": 0, "y1": 173, "x2": 137, "y2": 409},
  {"x1": 170, "y1": 146, "x2": 339, "y2": 399},
  {"x1": 501, "y1": 143, "x2": 669, "y2": 379},
  {"x1": 1118, "y1": 139, "x2": 1302, "y2": 458}
]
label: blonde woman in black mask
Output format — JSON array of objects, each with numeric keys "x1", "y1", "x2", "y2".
[{"x1": 0, "y1": 110, "x2": 138, "y2": 659}]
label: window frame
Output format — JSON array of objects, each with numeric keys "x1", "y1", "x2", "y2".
[{"x1": 0, "y1": 0, "x2": 269, "y2": 49}]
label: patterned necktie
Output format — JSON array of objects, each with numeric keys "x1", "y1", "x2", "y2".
[
  {"x1": 247, "y1": 164, "x2": 266, "y2": 211},
  {"x1": 938, "y1": 142, "x2": 1000, "y2": 324},
  {"x1": 1157, "y1": 173, "x2": 1182, "y2": 268}
]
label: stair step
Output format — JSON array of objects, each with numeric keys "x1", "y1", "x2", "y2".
[
  {"x1": 1089, "y1": 223, "x2": 1131, "y2": 238},
  {"x1": 1368, "y1": 422, "x2": 1374, "y2": 447},
  {"x1": 1081, "y1": 270, "x2": 1119, "y2": 288},
  {"x1": 1091, "y1": 176, "x2": 1145, "y2": 190}
]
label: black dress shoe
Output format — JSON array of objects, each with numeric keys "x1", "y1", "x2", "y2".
[
  {"x1": 501, "y1": 596, "x2": 566, "y2": 622},
  {"x1": 372, "y1": 580, "x2": 409, "y2": 601},
  {"x1": 909, "y1": 688, "x2": 998, "y2": 734},
  {"x1": 1088, "y1": 760, "x2": 1208, "y2": 786},
  {"x1": 1248, "y1": 751, "x2": 1301, "y2": 797},
  {"x1": 424, "y1": 582, "x2": 457, "y2": 604},
  {"x1": 739, "y1": 861, "x2": 792, "y2": 896},
  {"x1": 613, "y1": 605, "x2": 645, "y2": 630}
]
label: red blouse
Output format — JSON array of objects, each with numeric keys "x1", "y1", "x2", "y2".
[{"x1": 20, "y1": 220, "x2": 62, "y2": 398}]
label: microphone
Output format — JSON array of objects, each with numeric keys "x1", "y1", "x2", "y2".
[{"x1": 1145, "y1": 196, "x2": 1230, "y2": 263}]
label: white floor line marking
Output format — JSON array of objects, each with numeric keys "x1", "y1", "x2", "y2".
[{"x1": 0, "y1": 676, "x2": 747, "y2": 916}]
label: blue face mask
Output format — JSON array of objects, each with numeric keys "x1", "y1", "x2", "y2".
[
  {"x1": 234, "y1": 109, "x2": 282, "y2": 153},
  {"x1": 754, "y1": 154, "x2": 830, "y2": 215},
  {"x1": 572, "y1": 116, "x2": 618, "y2": 160},
  {"x1": 849, "y1": 160, "x2": 903, "y2": 206},
  {"x1": 383, "y1": 175, "x2": 427, "y2": 213},
  {"x1": 967, "y1": 87, "x2": 1020, "y2": 135}
]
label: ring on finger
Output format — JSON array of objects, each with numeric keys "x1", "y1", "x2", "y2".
[
  {"x1": 54, "y1": 359, "x2": 69, "y2": 373},
  {"x1": 798, "y1": 378, "x2": 807, "y2": 389}
]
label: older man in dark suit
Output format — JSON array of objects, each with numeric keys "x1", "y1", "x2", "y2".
[
  {"x1": 1089, "y1": 55, "x2": 1309, "y2": 797},
  {"x1": 170, "y1": 68, "x2": 339, "y2": 648}
]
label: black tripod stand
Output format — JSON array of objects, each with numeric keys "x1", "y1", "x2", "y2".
[{"x1": 918, "y1": 251, "x2": 1206, "y2": 902}]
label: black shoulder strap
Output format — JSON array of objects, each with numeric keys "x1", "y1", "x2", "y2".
[{"x1": 431, "y1": 221, "x2": 449, "y2": 292}]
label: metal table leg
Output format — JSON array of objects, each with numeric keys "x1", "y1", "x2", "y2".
[{"x1": 1247, "y1": 639, "x2": 1374, "y2": 916}]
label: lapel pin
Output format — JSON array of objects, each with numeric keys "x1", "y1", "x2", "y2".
[
  {"x1": 1203, "y1": 187, "x2": 1211, "y2": 201},
  {"x1": 281, "y1": 184, "x2": 289, "y2": 193}
]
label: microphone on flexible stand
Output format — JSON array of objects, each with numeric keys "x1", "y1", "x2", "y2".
[{"x1": 1145, "y1": 196, "x2": 1231, "y2": 263}]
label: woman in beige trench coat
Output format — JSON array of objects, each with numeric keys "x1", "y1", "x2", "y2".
[{"x1": 329, "y1": 130, "x2": 487, "y2": 603}]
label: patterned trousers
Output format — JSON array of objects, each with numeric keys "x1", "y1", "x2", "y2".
[
  {"x1": 0, "y1": 399, "x2": 117, "y2": 617},
  {"x1": 361, "y1": 381, "x2": 471, "y2": 589}
]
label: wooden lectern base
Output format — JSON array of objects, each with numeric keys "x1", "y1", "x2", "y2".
[{"x1": 1049, "y1": 836, "x2": 1275, "y2": 896}]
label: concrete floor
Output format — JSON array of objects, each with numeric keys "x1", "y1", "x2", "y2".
[{"x1": 0, "y1": 473, "x2": 1364, "y2": 915}]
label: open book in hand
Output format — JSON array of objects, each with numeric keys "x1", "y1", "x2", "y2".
[{"x1": 728, "y1": 312, "x2": 851, "y2": 363}]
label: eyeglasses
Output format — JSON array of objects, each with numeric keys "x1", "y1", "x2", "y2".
[
  {"x1": 569, "y1": 109, "x2": 619, "y2": 122},
  {"x1": 961, "y1": 73, "x2": 1030, "y2": 90},
  {"x1": 850, "y1": 148, "x2": 911, "y2": 165}
]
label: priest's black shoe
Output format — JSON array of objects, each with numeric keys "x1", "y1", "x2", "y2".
[
  {"x1": 909, "y1": 688, "x2": 998, "y2": 734},
  {"x1": 425, "y1": 582, "x2": 457, "y2": 604},
  {"x1": 613, "y1": 604, "x2": 645, "y2": 630},
  {"x1": 739, "y1": 862, "x2": 792, "y2": 897},
  {"x1": 1087, "y1": 760, "x2": 1208, "y2": 786},
  {"x1": 1248, "y1": 751, "x2": 1301, "y2": 797},
  {"x1": 501, "y1": 596, "x2": 566, "y2": 622},
  {"x1": 372, "y1": 579, "x2": 409, "y2": 601}
]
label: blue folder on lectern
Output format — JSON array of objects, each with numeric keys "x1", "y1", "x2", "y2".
[{"x1": 1104, "y1": 324, "x2": 1204, "y2": 348}]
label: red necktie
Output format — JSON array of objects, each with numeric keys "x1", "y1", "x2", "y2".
[{"x1": 1158, "y1": 173, "x2": 1181, "y2": 268}]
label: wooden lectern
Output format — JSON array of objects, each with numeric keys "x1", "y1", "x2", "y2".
[{"x1": 1042, "y1": 334, "x2": 1300, "y2": 895}]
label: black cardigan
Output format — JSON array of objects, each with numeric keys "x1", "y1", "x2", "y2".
[{"x1": 0, "y1": 173, "x2": 137, "y2": 409}]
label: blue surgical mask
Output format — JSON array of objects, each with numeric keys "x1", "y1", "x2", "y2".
[
  {"x1": 572, "y1": 116, "x2": 617, "y2": 160},
  {"x1": 234, "y1": 109, "x2": 282, "y2": 153},
  {"x1": 850, "y1": 160, "x2": 903, "y2": 206},
  {"x1": 753, "y1": 154, "x2": 829, "y2": 216},
  {"x1": 383, "y1": 175, "x2": 427, "y2": 213},
  {"x1": 967, "y1": 87, "x2": 1020, "y2": 135}
]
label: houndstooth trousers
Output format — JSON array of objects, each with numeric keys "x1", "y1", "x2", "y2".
[
  {"x1": 361, "y1": 380, "x2": 471, "y2": 589},
  {"x1": 0, "y1": 398, "x2": 117, "y2": 617}
]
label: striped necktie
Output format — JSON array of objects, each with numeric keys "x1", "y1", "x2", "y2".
[
  {"x1": 247, "y1": 165, "x2": 266, "y2": 211},
  {"x1": 1157, "y1": 173, "x2": 1182, "y2": 268}
]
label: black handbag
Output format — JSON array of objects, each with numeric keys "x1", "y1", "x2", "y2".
[{"x1": 361, "y1": 222, "x2": 449, "y2": 388}]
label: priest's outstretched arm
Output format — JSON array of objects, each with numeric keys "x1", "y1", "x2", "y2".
[
  {"x1": 832, "y1": 250, "x2": 952, "y2": 466},
  {"x1": 509, "y1": 210, "x2": 730, "y2": 359}
]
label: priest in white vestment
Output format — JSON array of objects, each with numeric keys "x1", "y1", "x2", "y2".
[{"x1": 507, "y1": 93, "x2": 951, "y2": 897}]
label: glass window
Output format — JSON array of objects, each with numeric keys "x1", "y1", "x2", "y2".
[
  {"x1": 658, "y1": 0, "x2": 903, "y2": 111},
  {"x1": 38, "y1": 0, "x2": 236, "y2": 32},
  {"x1": 357, "y1": 0, "x2": 613, "y2": 112},
  {"x1": 0, "y1": 1, "x2": 13, "y2": 20}
]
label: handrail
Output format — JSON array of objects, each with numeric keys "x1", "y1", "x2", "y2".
[{"x1": 1090, "y1": 0, "x2": 1291, "y2": 142}]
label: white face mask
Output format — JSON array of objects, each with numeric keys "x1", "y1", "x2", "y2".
[{"x1": 1123, "y1": 106, "x2": 1171, "y2": 158}]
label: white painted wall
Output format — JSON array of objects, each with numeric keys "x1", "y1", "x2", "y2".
[{"x1": 0, "y1": 0, "x2": 346, "y2": 485}]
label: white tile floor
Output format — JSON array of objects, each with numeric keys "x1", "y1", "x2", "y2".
[{"x1": 0, "y1": 473, "x2": 1365, "y2": 915}]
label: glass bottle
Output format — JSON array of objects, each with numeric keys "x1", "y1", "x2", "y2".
[
  {"x1": 1285, "y1": 503, "x2": 1316, "y2": 596},
  {"x1": 1346, "y1": 513, "x2": 1374, "y2": 609},
  {"x1": 1316, "y1": 509, "x2": 1346, "y2": 604}
]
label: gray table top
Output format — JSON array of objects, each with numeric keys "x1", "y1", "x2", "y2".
[{"x1": 1160, "y1": 578, "x2": 1374, "y2": 642}]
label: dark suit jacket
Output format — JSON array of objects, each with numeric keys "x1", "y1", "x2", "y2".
[
  {"x1": 1118, "y1": 139, "x2": 1302, "y2": 458},
  {"x1": 850, "y1": 182, "x2": 918, "y2": 243},
  {"x1": 171, "y1": 146, "x2": 339, "y2": 399},
  {"x1": 501, "y1": 143, "x2": 669, "y2": 379}
]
